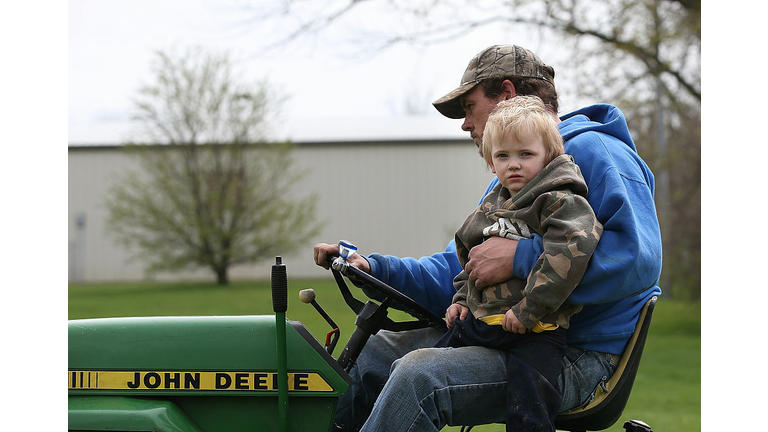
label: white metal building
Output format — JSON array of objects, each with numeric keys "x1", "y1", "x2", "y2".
[{"x1": 68, "y1": 117, "x2": 495, "y2": 283}]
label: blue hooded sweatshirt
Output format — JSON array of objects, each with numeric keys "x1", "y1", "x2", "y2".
[{"x1": 365, "y1": 104, "x2": 662, "y2": 354}]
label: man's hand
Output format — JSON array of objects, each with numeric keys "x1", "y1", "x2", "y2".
[
  {"x1": 464, "y1": 236, "x2": 518, "y2": 289},
  {"x1": 445, "y1": 304, "x2": 469, "y2": 329},
  {"x1": 313, "y1": 242, "x2": 371, "y2": 273},
  {"x1": 502, "y1": 309, "x2": 527, "y2": 334}
]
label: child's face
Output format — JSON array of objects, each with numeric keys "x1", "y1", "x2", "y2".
[{"x1": 490, "y1": 128, "x2": 549, "y2": 194}]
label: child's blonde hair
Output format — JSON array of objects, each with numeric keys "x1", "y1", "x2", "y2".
[{"x1": 482, "y1": 95, "x2": 564, "y2": 166}]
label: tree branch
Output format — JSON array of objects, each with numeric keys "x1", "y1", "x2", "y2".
[{"x1": 253, "y1": 0, "x2": 369, "y2": 55}]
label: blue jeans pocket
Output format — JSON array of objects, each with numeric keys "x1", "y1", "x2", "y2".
[{"x1": 558, "y1": 348, "x2": 615, "y2": 412}]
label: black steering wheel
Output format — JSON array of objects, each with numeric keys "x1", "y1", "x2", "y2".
[
  {"x1": 327, "y1": 252, "x2": 447, "y2": 371},
  {"x1": 330, "y1": 256, "x2": 447, "y2": 329}
]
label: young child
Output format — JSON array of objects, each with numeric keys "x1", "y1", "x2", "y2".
[{"x1": 435, "y1": 95, "x2": 603, "y2": 431}]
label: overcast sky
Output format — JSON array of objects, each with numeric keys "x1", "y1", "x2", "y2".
[{"x1": 67, "y1": 0, "x2": 564, "y2": 143}]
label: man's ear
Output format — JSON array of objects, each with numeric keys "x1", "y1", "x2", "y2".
[{"x1": 500, "y1": 80, "x2": 517, "y2": 100}]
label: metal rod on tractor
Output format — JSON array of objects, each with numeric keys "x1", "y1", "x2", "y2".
[
  {"x1": 299, "y1": 288, "x2": 341, "y2": 355},
  {"x1": 272, "y1": 256, "x2": 289, "y2": 432}
]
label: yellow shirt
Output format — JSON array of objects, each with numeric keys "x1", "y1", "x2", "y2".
[{"x1": 478, "y1": 314, "x2": 559, "y2": 333}]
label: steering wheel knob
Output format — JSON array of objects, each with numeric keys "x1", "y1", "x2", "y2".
[{"x1": 338, "y1": 240, "x2": 357, "y2": 262}]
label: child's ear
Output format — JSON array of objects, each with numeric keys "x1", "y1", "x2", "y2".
[{"x1": 489, "y1": 163, "x2": 496, "y2": 174}]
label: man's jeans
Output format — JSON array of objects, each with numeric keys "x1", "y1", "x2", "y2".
[{"x1": 334, "y1": 327, "x2": 615, "y2": 432}]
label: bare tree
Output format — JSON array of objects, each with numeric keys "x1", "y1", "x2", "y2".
[{"x1": 105, "y1": 48, "x2": 320, "y2": 285}]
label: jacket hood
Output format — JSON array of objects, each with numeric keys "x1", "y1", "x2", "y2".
[{"x1": 559, "y1": 104, "x2": 638, "y2": 153}]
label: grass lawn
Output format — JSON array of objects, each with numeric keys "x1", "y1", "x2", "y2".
[{"x1": 69, "y1": 279, "x2": 700, "y2": 432}]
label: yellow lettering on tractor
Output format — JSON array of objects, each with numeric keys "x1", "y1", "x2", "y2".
[{"x1": 68, "y1": 371, "x2": 334, "y2": 392}]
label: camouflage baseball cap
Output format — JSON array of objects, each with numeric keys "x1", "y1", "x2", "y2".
[{"x1": 433, "y1": 45, "x2": 556, "y2": 119}]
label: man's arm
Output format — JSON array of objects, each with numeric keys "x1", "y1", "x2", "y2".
[
  {"x1": 460, "y1": 177, "x2": 521, "y2": 290},
  {"x1": 365, "y1": 241, "x2": 463, "y2": 317},
  {"x1": 464, "y1": 236, "x2": 518, "y2": 289},
  {"x1": 313, "y1": 240, "x2": 463, "y2": 317}
]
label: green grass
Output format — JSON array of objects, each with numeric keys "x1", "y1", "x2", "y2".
[
  {"x1": 69, "y1": 281, "x2": 700, "y2": 432},
  {"x1": 68, "y1": 278, "x2": 406, "y2": 344}
]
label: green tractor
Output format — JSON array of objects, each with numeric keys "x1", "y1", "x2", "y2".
[
  {"x1": 68, "y1": 244, "x2": 447, "y2": 432},
  {"x1": 69, "y1": 242, "x2": 656, "y2": 432}
]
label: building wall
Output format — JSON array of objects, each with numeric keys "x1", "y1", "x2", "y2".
[{"x1": 68, "y1": 140, "x2": 494, "y2": 283}]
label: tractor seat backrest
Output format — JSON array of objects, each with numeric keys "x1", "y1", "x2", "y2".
[{"x1": 553, "y1": 295, "x2": 658, "y2": 432}]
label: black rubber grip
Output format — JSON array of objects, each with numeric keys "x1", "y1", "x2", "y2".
[{"x1": 271, "y1": 256, "x2": 288, "y2": 313}]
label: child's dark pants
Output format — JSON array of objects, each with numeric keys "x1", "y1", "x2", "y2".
[{"x1": 435, "y1": 313, "x2": 567, "y2": 432}]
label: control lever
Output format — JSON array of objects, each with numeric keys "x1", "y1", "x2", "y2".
[{"x1": 299, "y1": 288, "x2": 340, "y2": 355}]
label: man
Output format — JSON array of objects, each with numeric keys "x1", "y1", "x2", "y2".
[{"x1": 314, "y1": 44, "x2": 662, "y2": 431}]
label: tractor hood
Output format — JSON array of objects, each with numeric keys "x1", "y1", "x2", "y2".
[{"x1": 68, "y1": 315, "x2": 351, "y2": 397}]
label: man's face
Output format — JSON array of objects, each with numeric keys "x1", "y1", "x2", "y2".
[{"x1": 460, "y1": 85, "x2": 505, "y2": 153}]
